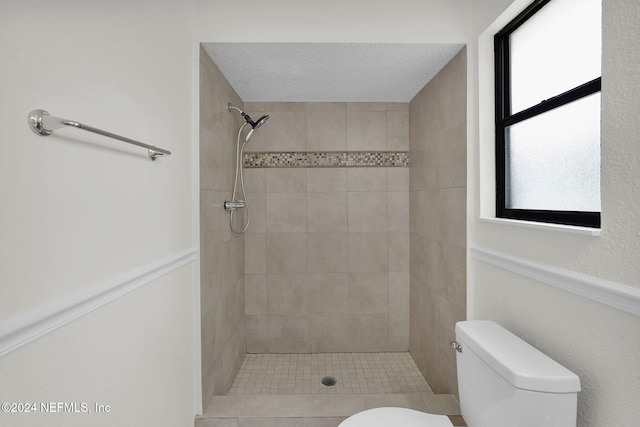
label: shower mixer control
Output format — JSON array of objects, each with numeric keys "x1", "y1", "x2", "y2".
[
  {"x1": 224, "y1": 200, "x2": 246, "y2": 211},
  {"x1": 450, "y1": 341, "x2": 463, "y2": 353}
]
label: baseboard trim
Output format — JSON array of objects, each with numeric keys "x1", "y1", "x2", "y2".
[
  {"x1": 470, "y1": 246, "x2": 640, "y2": 316},
  {"x1": 0, "y1": 247, "x2": 198, "y2": 358}
]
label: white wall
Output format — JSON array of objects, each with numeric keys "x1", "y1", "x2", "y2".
[
  {"x1": 0, "y1": 1, "x2": 474, "y2": 425},
  {"x1": 7, "y1": 0, "x2": 636, "y2": 425},
  {"x1": 468, "y1": 0, "x2": 640, "y2": 425},
  {"x1": 0, "y1": 1, "x2": 199, "y2": 426}
]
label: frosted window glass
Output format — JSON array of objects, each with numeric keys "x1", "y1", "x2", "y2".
[
  {"x1": 506, "y1": 92, "x2": 601, "y2": 211},
  {"x1": 510, "y1": 0, "x2": 601, "y2": 113}
]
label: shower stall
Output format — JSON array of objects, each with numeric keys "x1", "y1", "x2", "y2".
[{"x1": 198, "y1": 45, "x2": 467, "y2": 424}]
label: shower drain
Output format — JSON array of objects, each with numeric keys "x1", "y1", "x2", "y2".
[{"x1": 321, "y1": 376, "x2": 337, "y2": 387}]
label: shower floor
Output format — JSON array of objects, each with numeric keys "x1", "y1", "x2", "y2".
[
  {"x1": 228, "y1": 352, "x2": 433, "y2": 395},
  {"x1": 198, "y1": 352, "x2": 464, "y2": 426}
]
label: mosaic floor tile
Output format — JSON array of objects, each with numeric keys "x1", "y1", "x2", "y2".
[{"x1": 228, "y1": 353, "x2": 432, "y2": 395}]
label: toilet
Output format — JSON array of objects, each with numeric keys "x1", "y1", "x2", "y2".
[{"x1": 339, "y1": 320, "x2": 581, "y2": 427}]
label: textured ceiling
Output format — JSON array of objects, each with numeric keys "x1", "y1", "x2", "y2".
[{"x1": 202, "y1": 43, "x2": 464, "y2": 102}]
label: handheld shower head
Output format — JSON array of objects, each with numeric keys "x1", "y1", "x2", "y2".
[
  {"x1": 244, "y1": 116, "x2": 269, "y2": 144},
  {"x1": 244, "y1": 116, "x2": 269, "y2": 143},
  {"x1": 245, "y1": 127, "x2": 256, "y2": 144},
  {"x1": 253, "y1": 115, "x2": 269, "y2": 129}
]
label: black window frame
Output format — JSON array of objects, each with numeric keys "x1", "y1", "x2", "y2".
[{"x1": 494, "y1": 0, "x2": 602, "y2": 228}]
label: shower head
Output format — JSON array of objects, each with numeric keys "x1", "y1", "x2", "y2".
[
  {"x1": 228, "y1": 103, "x2": 269, "y2": 129},
  {"x1": 244, "y1": 115, "x2": 269, "y2": 144},
  {"x1": 253, "y1": 115, "x2": 269, "y2": 129}
]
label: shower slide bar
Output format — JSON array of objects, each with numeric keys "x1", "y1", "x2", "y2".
[{"x1": 27, "y1": 109, "x2": 171, "y2": 161}]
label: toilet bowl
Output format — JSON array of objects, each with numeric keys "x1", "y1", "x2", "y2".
[
  {"x1": 338, "y1": 407, "x2": 453, "y2": 427},
  {"x1": 338, "y1": 320, "x2": 580, "y2": 427}
]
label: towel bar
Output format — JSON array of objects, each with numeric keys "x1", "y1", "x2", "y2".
[{"x1": 28, "y1": 109, "x2": 171, "y2": 161}]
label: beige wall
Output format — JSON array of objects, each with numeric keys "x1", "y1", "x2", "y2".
[
  {"x1": 200, "y1": 49, "x2": 247, "y2": 404},
  {"x1": 409, "y1": 49, "x2": 467, "y2": 396},
  {"x1": 241, "y1": 102, "x2": 410, "y2": 353}
]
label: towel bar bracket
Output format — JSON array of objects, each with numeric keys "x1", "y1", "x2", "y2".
[{"x1": 28, "y1": 109, "x2": 54, "y2": 136}]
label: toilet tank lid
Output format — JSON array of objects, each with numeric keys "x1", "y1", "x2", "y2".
[{"x1": 455, "y1": 321, "x2": 581, "y2": 393}]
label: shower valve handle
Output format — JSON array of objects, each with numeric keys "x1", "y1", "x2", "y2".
[
  {"x1": 224, "y1": 200, "x2": 246, "y2": 211},
  {"x1": 450, "y1": 341, "x2": 463, "y2": 353}
]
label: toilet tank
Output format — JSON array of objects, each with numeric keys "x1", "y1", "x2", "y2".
[{"x1": 455, "y1": 321, "x2": 580, "y2": 427}]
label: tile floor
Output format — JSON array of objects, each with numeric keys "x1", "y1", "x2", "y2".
[
  {"x1": 228, "y1": 353, "x2": 433, "y2": 395},
  {"x1": 197, "y1": 353, "x2": 464, "y2": 427}
]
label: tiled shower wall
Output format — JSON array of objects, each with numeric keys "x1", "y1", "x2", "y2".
[
  {"x1": 241, "y1": 102, "x2": 410, "y2": 353},
  {"x1": 409, "y1": 48, "x2": 467, "y2": 396},
  {"x1": 199, "y1": 47, "x2": 466, "y2": 403},
  {"x1": 200, "y1": 47, "x2": 247, "y2": 404}
]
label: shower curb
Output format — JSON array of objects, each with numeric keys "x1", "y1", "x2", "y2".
[{"x1": 196, "y1": 393, "x2": 463, "y2": 426}]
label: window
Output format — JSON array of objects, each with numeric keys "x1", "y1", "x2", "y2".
[{"x1": 494, "y1": 0, "x2": 602, "y2": 228}]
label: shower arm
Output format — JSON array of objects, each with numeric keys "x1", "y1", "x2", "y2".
[
  {"x1": 228, "y1": 103, "x2": 267, "y2": 130},
  {"x1": 228, "y1": 103, "x2": 252, "y2": 123},
  {"x1": 228, "y1": 103, "x2": 244, "y2": 115}
]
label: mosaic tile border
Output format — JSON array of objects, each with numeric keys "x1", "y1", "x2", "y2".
[{"x1": 244, "y1": 151, "x2": 410, "y2": 168}]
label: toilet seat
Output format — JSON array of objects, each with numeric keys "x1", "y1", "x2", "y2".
[{"x1": 338, "y1": 407, "x2": 453, "y2": 427}]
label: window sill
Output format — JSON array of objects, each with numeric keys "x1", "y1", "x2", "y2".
[{"x1": 479, "y1": 217, "x2": 601, "y2": 236}]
